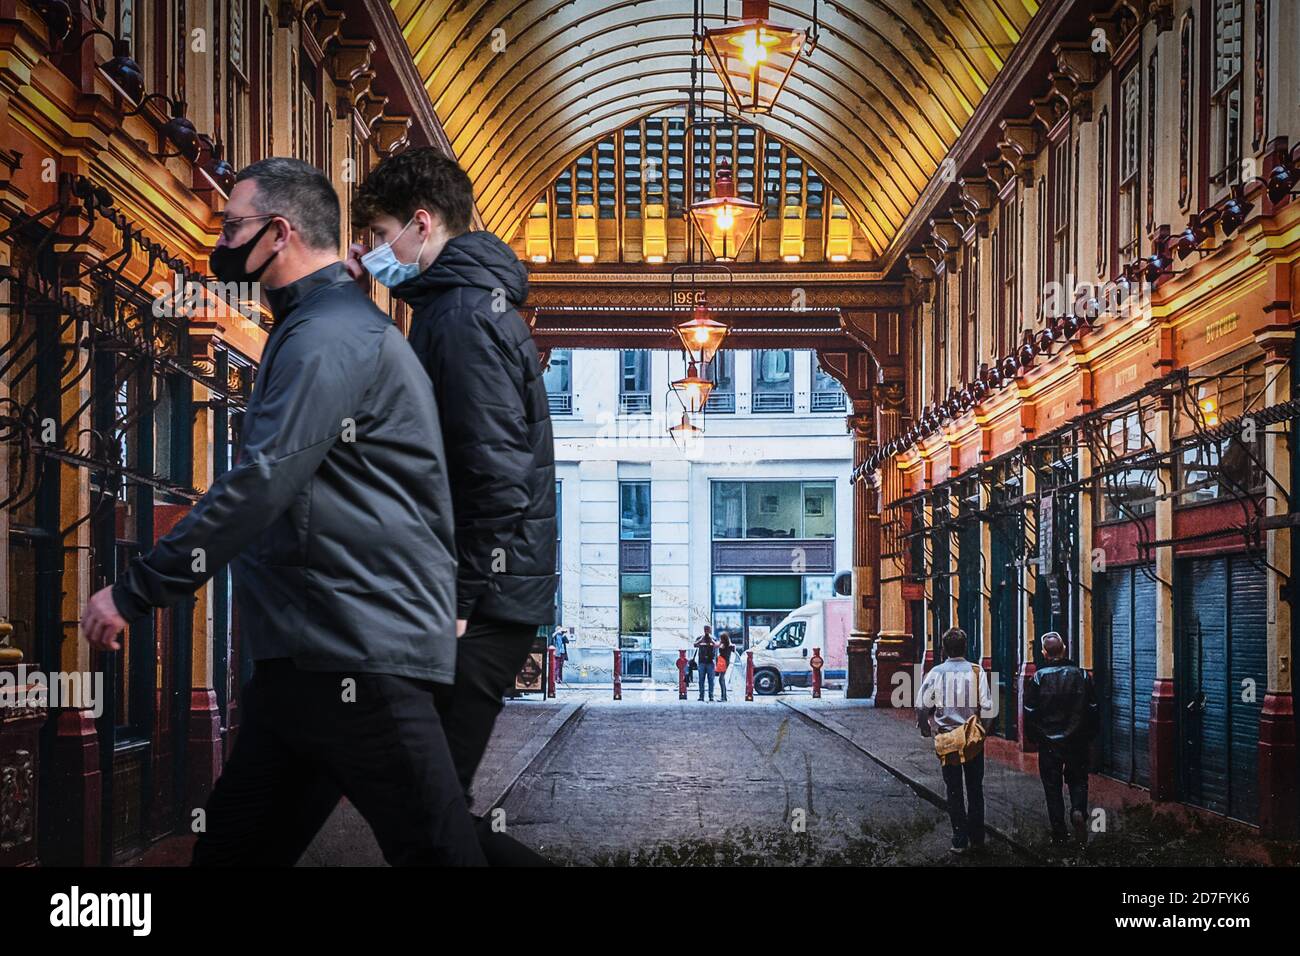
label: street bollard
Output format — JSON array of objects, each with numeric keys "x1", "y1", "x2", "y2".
[
  {"x1": 613, "y1": 648, "x2": 622, "y2": 701},
  {"x1": 811, "y1": 646, "x2": 823, "y2": 699},
  {"x1": 677, "y1": 649, "x2": 688, "y2": 700},
  {"x1": 546, "y1": 645, "x2": 557, "y2": 698},
  {"x1": 745, "y1": 650, "x2": 754, "y2": 702}
]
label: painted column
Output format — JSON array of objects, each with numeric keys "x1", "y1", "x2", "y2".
[
  {"x1": 1149, "y1": 394, "x2": 1178, "y2": 802},
  {"x1": 1017, "y1": 457, "x2": 1038, "y2": 752},
  {"x1": 846, "y1": 403, "x2": 877, "y2": 698},
  {"x1": 1256, "y1": 325, "x2": 1296, "y2": 837},
  {"x1": 979, "y1": 479, "x2": 993, "y2": 673},
  {"x1": 188, "y1": 370, "x2": 222, "y2": 819},
  {"x1": 874, "y1": 382, "x2": 913, "y2": 703},
  {"x1": 1077, "y1": 442, "x2": 1095, "y2": 673}
]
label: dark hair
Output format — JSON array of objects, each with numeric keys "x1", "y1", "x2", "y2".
[
  {"x1": 941, "y1": 627, "x2": 968, "y2": 660},
  {"x1": 234, "y1": 157, "x2": 340, "y2": 251},
  {"x1": 352, "y1": 147, "x2": 474, "y2": 235}
]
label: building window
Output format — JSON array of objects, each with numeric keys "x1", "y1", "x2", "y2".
[
  {"x1": 1118, "y1": 69, "x2": 1141, "y2": 267},
  {"x1": 711, "y1": 480, "x2": 835, "y2": 539},
  {"x1": 299, "y1": 54, "x2": 318, "y2": 167},
  {"x1": 1146, "y1": 50, "x2": 1158, "y2": 233},
  {"x1": 544, "y1": 349, "x2": 572, "y2": 415},
  {"x1": 752, "y1": 349, "x2": 793, "y2": 413},
  {"x1": 707, "y1": 351, "x2": 735, "y2": 413},
  {"x1": 998, "y1": 189, "x2": 1021, "y2": 358},
  {"x1": 1050, "y1": 136, "x2": 1072, "y2": 316},
  {"x1": 620, "y1": 481, "x2": 651, "y2": 539},
  {"x1": 1212, "y1": 0, "x2": 1244, "y2": 188},
  {"x1": 619, "y1": 350, "x2": 650, "y2": 414},
  {"x1": 260, "y1": 8, "x2": 274, "y2": 159},
  {"x1": 618, "y1": 480, "x2": 651, "y2": 663},
  {"x1": 1179, "y1": 13, "x2": 1195, "y2": 207},
  {"x1": 933, "y1": 265, "x2": 948, "y2": 402},
  {"x1": 1097, "y1": 106, "x2": 1110, "y2": 275},
  {"x1": 812, "y1": 359, "x2": 846, "y2": 412},
  {"x1": 227, "y1": 0, "x2": 251, "y2": 171},
  {"x1": 961, "y1": 240, "x2": 978, "y2": 379}
]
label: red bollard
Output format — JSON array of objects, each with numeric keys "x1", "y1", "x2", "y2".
[
  {"x1": 546, "y1": 645, "x2": 557, "y2": 698},
  {"x1": 677, "y1": 649, "x2": 688, "y2": 700},
  {"x1": 811, "y1": 646, "x2": 823, "y2": 699},
  {"x1": 613, "y1": 649, "x2": 622, "y2": 701},
  {"x1": 745, "y1": 650, "x2": 754, "y2": 702}
]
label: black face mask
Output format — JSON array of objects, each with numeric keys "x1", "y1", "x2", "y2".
[{"x1": 209, "y1": 219, "x2": 279, "y2": 284}]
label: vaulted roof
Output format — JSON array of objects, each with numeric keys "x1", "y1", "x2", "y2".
[{"x1": 391, "y1": 0, "x2": 1039, "y2": 251}]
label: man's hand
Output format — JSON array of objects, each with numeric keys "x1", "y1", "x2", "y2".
[
  {"x1": 344, "y1": 242, "x2": 369, "y2": 282},
  {"x1": 82, "y1": 586, "x2": 128, "y2": 651},
  {"x1": 456, "y1": 618, "x2": 468, "y2": 638}
]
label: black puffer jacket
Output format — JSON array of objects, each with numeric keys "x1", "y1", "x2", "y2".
[
  {"x1": 1023, "y1": 659, "x2": 1100, "y2": 749},
  {"x1": 113, "y1": 263, "x2": 459, "y2": 682},
  {"x1": 392, "y1": 230, "x2": 557, "y2": 625}
]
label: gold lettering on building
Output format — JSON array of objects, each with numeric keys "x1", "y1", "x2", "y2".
[{"x1": 1204, "y1": 314, "x2": 1238, "y2": 343}]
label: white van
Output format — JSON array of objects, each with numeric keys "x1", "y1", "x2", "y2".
[{"x1": 747, "y1": 598, "x2": 851, "y2": 695}]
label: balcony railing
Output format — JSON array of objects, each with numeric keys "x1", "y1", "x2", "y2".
[
  {"x1": 811, "y1": 390, "x2": 846, "y2": 412},
  {"x1": 707, "y1": 390, "x2": 736, "y2": 413},
  {"x1": 619, "y1": 391, "x2": 652, "y2": 415},
  {"x1": 751, "y1": 391, "x2": 794, "y2": 413},
  {"x1": 547, "y1": 392, "x2": 573, "y2": 415}
]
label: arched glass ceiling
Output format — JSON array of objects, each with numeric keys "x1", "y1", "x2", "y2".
[{"x1": 391, "y1": 0, "x2": 1038, "y2": 246}]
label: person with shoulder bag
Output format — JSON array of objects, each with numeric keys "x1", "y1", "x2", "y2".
[{"x1": 915, "y1": 627, "x2": 993, "y2": 855}]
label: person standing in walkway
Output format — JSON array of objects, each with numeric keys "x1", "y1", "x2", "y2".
[
  {"x1": 916, "y1": 627, "x2": 993, "y2": 855},
  {"x1": 80, "y1": 158, "x2": 483, "y2": 866},
  {"x1": 1023, "y1": 631, "x2": 1100, "y2": 846},
  {"x1": 716, "y1": 630, "x2": 735, "y2": 702},
  {"x1": 551, "y1": 626, "x2": 569, "y2": 683},
  {"x1": 694, "y1": 625, "x2": 718, "y2": 702}
]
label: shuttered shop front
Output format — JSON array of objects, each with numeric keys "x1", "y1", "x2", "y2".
[
  {"x1": 1175, "y1": 555, "x2": 1268, "y2": 823},
  {"x1": 1094, "y1": 566, "x2": 1157, "y2": 787}
]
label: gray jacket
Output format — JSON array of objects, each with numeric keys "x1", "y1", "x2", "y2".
[{"x1": 112, "y1": 262, "x2": 459, "y2": 683}]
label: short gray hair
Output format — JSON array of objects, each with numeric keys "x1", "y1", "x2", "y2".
[{"x1": 235, "y1": 157, "x2": 339, "y2": 251}]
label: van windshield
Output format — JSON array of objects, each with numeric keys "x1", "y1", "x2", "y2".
[{"x1": 768, "y1": 620, "x2": 806, "y2": 649}]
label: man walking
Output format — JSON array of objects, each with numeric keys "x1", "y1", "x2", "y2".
[
  {"x1": 916, "y1": 627, "x2": 992, "y2": 855},
  {"x1": 80, "y1": 158, "x2": 482, "y2": 865},
  {"x1": 1023, "y1": 631, "x2": 1100, "y2": 846},
  {"x1": 345, "y1": 147, "x2": 556, "y2": 797},
  {"x1": 694, "y1": 625, "x2": 718, "y2": 702}
]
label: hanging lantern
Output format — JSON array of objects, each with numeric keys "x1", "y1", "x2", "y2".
[
  {"x1": 688, "y1": 160, "x2": 761, "y2": 261},
  {"x1": 668, "y1": 410, "x2": 704, "y2": 450},
  {"x1": 702, "y1": 0, "x2": 807, "y2": 115},
  {"x1": 675, "y1": 303, "x2": 729, "y2": 365},
  {"x1": 671, "y1": 360, "x2": 714, "y2": 414}
]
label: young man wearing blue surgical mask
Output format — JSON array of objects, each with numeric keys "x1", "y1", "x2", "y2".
[{"x1": 339, "y1": 148, "x2": 557, "y2": 864}]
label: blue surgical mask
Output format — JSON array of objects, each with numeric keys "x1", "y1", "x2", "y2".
[{"x1": 361, "y1": 216, "x2": 428, "y2": 288}]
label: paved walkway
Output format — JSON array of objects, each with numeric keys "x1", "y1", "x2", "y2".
[
  {"x1": 495, "y1": 697, "x2": 1018, "y2": 865},
  {"x1": 131, "y1": 691, "x2": 1295, "y2": 866}
]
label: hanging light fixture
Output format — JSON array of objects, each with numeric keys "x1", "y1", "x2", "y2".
[
  {"x1": 671, "y1": 360, "x2": 715, "y2": 414},
  {"x1": 688, "y1": 159, "x2": 762, "y2": 261},
  {"x1": 675, "y1": 303, "x2": 730, "y2": 365},
  {"x1": 668, "y1": 410, "x2": 705, "y2": 451},
  {"x1": 702, "y1": 0, "x2": 809, "y2": 114}
]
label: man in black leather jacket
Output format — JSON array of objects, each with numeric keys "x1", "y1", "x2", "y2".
[{"x1": 1023, "y1": 632, "x2": 1100, "y2": 845}]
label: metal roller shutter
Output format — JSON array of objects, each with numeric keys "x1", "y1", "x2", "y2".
[{"x1": 1178, "y1": 556, "x2": 1267, "y2": 823}]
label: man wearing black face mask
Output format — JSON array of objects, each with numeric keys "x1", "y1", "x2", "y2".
[{"x1": 80, "y1": 157, "x2": 483, "y2": 866}]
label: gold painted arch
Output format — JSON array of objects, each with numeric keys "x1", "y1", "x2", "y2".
[{"x1": 392, "y1": 0, "x2": 1038, "y2": 245}]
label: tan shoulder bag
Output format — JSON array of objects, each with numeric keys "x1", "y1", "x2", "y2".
[{"x1": 932, "y1": 664, "x2": 988, "y2": 763}]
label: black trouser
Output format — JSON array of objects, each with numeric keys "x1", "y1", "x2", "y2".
[
  {"x1": 433, "y1": 617, "x2": 539, "y2": 800},
  {"x1": 939, "y1": 751, "x2": 985, "y2": 849},
  {"x1": 1038, "y1": 743, "x2": 1090, "y2": 839},
  {"x1": 192, "y1": 660, "x2": 485, "y2": 866},
  {"x1": 283, "y1": 617, "x2": 548, "y2": 865}
]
